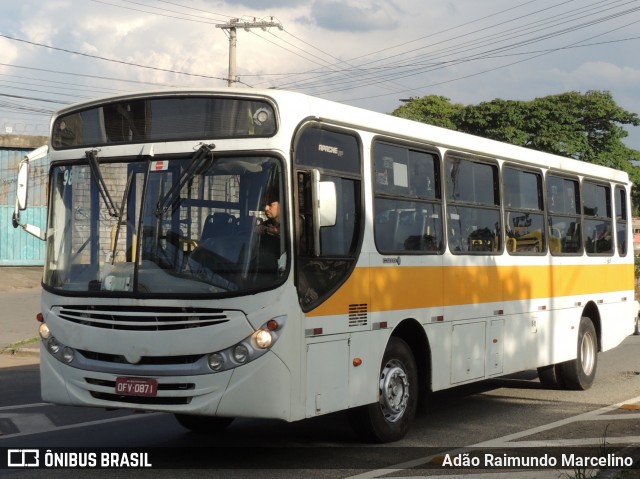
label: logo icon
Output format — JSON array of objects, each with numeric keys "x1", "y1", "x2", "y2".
[{"x1": 7, "y1": 449, "x2": 40, "y2": 467}]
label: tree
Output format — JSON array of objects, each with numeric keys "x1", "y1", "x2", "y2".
[
  {"x1": 393, "y1": 95, "x2": 463, "y2": 130},
  {"x1": 392, "y1": 91, "x2": 640, "y2": 209}
]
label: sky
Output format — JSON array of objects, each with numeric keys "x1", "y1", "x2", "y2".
[{"x1": 1, "y1": 0, "x2": 639, "y2": 149}]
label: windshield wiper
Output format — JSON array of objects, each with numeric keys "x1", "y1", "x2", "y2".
[
  {"x1": 86, "y1": 149, "x2": 119, "y2": 218},
  {"x1": 110, "y1": 169, "x2": 134, "y2": 264},
  {"x1": 155, "y1": 143, "x2": 216, "y2": 218}
]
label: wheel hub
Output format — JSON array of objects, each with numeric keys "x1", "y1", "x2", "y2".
[
  {"x1": 580, "y1": 331, "x2": 596, "y2": 376},
  {"x1": 379, "y1": 359, "x2": 410, "y2": 423}
]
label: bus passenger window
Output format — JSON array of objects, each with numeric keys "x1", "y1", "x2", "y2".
[
  {"x1": 583, "y1": 181, "x2": 612, "y2": 255},
  {"x1": 373, "y1": 141, "x2": 443, "y2": 254},
  {"x1": 446, "y1": 157, "x2": 501, "y2": 254},
  {"x1": 615, "y1": 186, "x2": 628, "y2": 256},
  {"x1": 547, "y1": 175, "x2": 581, "y2": 255},
  {"x1": 503, "y1": 166, "x2": 545, "y2": 254}
]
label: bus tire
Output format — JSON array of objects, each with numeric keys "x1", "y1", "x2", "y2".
[
  {"x1": 536, "y1": 364, "x2": 565, "y2": 389},
  {"x1": 558, "y1": 317, "x2": 598, "y2": 390},
  {"x1": 174, "y1": 414, "x2": 234, "y2": 433},
  {"x1": 348, "y1": 337, "x2": 418, "y2": 443},
  {"x1": 634, "y1": 312, "x2": 640, "y2": 336}
]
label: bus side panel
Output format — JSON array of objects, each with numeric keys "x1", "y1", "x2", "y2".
[
  {"x1": 217, "y1": 351, "x2": 292, "y2": 421},
  {"x1": 305, "y1": 338, "x2": 349, "y2": 417},
  {"x1": 348, "y1": 330, "x2": 387, "y2": 408},
  {"x1": 426, "y1": 322, "x2": 453, "y2": 392},
  {"x1": 599, "y1": 297, "x2": 636, "y2": 351}
]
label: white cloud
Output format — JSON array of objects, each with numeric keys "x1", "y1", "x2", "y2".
[
  {"x1": 0, "y1": 0, "x2": 639, "y2": 148},
  {"x1": 308, "y1": 0, "x2": 401, "y2": 31},
  {"x1": 0, "y1": 38, "x2": 19, "y2": 65},
  {"x1": 567, "y1": 61, "x2": 640, "y2": 87}
]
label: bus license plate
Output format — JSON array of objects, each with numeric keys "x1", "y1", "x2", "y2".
[{"x1": 115, "y1": 377, "x2": 158, "y2": 397}]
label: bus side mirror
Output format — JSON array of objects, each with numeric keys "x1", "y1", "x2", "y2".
[
  {"x1": 312, "y1": 170, "x2": 337, "y2": 256},
  {"x1": 13, "y1": 145, "x2": 47, "y2": 241},
  {"x1": 317, "y1": 181, "x2": 337, "y2": 227},
  {"x1": 16, "y1": 159, "x2": 29, "y2": 211}
]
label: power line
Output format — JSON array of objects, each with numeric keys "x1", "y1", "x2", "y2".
[
  {"x1": 89, "y1": 0, "x2": 223, "y2": 24},
  {"x1": 0, "y1": 33, "x2": 228, "y2": 82},
  {"x1": 273, "y1": 0, "x2": 640, "y2": 96},
  {"x1": 343, "y1": 17, "x2": 640, "y2": 102},
  {"x1": 268, "y1": 0, "x2": 568, "y2": 90},
  {"x1": 0, "y1": 62, "x2": 179, "y2": 88}
]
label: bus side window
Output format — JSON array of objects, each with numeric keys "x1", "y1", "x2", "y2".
[
  {"x1": 503, "y1": 166, "x2": 545, "y2": 254},
  {"x1": 373, "y1": 141, "x2": 443, "y2": 254},
  {"x1": 615, "y1": 186, "x2": 628, "y2": 256},
  {"x1": 583, "y1": 181, "x2": 612, "y2": 256},
  {"x1": 446, "y1": 157, "x2": 501, "y2": 254},
  {"x1": 547, "y1": 175, "x2": 581, "y2": 256}
]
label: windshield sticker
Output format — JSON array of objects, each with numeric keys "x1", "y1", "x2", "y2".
[{"x1": 151, "y1": 160, "x2": 168, "y2": 171}]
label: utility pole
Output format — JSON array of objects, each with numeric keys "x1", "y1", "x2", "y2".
[{"x1": 216, "y1": 17, "x2": 283, "y2": 87}]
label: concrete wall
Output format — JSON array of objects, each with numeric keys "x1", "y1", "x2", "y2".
[{"x1": 0, "y1": 134, "x2": 48, "y2": 149}]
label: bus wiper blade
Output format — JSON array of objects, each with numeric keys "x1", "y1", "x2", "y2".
[
  {"x1": 155, "y1": 143, "x2": 216, "y2": 218},
  {"x1": 111, "y1": 169, "x2": 134, "y2": 264},
  {"x1": 86, "y1": 149, "x2": 119, "y2": 218}
]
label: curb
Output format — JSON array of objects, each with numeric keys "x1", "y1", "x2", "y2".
[{"x1": 0, "y1": 346, "x2": 40, "y2": 358}]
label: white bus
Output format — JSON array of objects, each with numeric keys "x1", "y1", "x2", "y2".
[{"x1": 14, "y1": 89, "x2": 636, "y2": 442}]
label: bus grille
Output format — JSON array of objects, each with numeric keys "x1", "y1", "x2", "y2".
[
  {"x1": 78, "y1": 350, "x2": 202, "y2": 365},
  {"x1": 89, "y1": 391, "x2": 192, "y2": 405},
  {"x1": 86, "y1": 378, "x2": 194, "y2": 405},
  {"x1": 55, "y1": 306, "x2": 229, "y2": 331}
]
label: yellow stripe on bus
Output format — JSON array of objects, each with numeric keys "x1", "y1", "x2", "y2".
[{"x1": 306, "y1": 263, "x2": 634, "y2": 317}]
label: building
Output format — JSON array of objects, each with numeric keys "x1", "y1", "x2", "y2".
[{"x1": 0, "y1": 134, "x2": 48, "y2": 265}]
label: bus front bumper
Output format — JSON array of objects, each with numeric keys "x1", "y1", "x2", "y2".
[{"x1": 40, "y1": 343, "x2": 292, "y2": 421}]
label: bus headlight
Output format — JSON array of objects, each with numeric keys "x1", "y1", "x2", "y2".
[
  {"x1": 208, "y1": 353, "x2": 224, "y2": 371},
  {"x1": 61, "y1": 347, "x2": 75, "y2": 363},
  {"x1": 39, "y1": 323, "x2": 50, "y2": 339},
  {"x1": 47, "y1": 337, "x2": 60, "y2": 354},
  {"x1": 205, "y1": 316, "x2": 286, "y2": 373},
  {"x1": 233, "y1": 344, "x2": 249, "y2": 363},
  {"x1": 254, "y1": 329, "x2": 273, "y2": 349}
]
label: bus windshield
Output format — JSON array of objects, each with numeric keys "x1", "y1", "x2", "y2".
[{"x1": 44, "y1": 151, "x2": 287, "y2": 296}]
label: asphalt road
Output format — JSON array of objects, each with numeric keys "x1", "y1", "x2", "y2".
[
  {"x1": 0, "y1": 267, "x2": 638, "y2": 477},
  {"x1": 0, "y1": 335, "x2": 638, "y2": 478}
]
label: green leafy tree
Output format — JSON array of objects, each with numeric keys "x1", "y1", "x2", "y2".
[
  {"x1": 392, "y1": 90, "x2": 640, "y2": 210},
  {"x1": 392, "y1": 95, "x2": 463, "y2": 130}
]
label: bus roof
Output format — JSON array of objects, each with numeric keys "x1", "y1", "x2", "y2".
[{"x1": 51, "y1": 87, "x2": 630, "y2": 184}]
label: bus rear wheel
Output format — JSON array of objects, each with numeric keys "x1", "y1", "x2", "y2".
[
  {"x1": 536, "y1": 363, "x2": 565, "y2": 389},
  {"x1": 348, "y1": 337, "x2": 418, "y2": 443},
  {"x1": 174, "y1": 414, "x2": 234, "y2": 433},
  {"x1": 537, "y1": 317, "x2": 598, "y2": 391},
  {"x1": 559, "y1": 317, "x2": 598, "y2": 390}
]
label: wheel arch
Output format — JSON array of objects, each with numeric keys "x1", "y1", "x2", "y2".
[
  {"x1": 581, "y1": 301, "x2": 602, "y2": 352},
  {"x1": 391, "y1": 318, "x2": 431, "y2": 400}
]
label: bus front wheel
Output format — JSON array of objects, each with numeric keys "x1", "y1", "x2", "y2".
[
  {"x1": 348, "y1": 337, "x2": 418, "y2": 443},
  {"x1": 174, "y1": 414, "x2": 234, "y2": 433}
]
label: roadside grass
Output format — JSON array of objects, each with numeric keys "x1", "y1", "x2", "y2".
[{"x1": 0, "y1": 337, "x2": 39, "y2": 355}]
